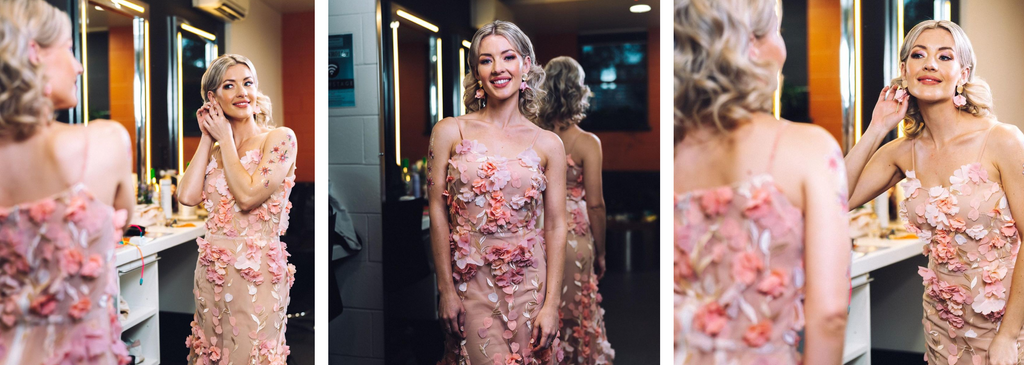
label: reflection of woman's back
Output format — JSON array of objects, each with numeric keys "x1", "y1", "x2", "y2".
[
  {"x1": 440, "y1": 117, "x2": 555, "y2": 363},
  {"x1": 0, "y1": 3, "x2": 133, "y2": 363},
  {"x1": 0, "y1": 138, "x2": 131, "y2": 364}
]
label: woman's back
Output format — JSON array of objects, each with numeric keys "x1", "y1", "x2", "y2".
[
  {"x1": 0, "y1": 121, "x2": 131, "y2": 209},
  {"x1": 0, "y1": 120, "x2": 132, "y2": 364},
  {"x1": 674, "y1": 115, "x2": 851, "y2": 364}
]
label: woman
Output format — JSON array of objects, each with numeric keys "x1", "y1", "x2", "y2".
[
  {"x1": 177, "y1": 54, "x2": 297, "y2": 364},
  {"x1": 427, "y1": 20, "x2": 567, "y2": 364},
  {"x1": 537, "y1": 56, "x2": 614, "y2": 364},
  {"x1": 845, "y1": 20, "x2": 1024, "y2": 365},
  {"x1": 674, "y1": 0, "x2": 850, "y2": 363},
  {"x1": 0, "y1": 0, "x2": 133, "y2": 363}
]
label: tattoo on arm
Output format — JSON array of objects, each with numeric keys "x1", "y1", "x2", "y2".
[{"x1": 828, "y1": 146, "x2": 851, "y2": 212}]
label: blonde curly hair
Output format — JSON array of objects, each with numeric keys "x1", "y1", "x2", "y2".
[
  {"x1": 462, "y1": 20, "x2": 545, "y2": 121},
  {"x1": 201, "y1": 54, "x2": 275, "y2": 128},
  {"x1": 537, "y1": 56, "x2": 590, "y2": 131},
  {"x1": 0, "y1": 0, "x2": 70, "y2": 140},
  {"x1": 674, "y1": 0, "x2": 780, "y2": 140},
  {"x1": 894, "y1": 20, "x2": 994, "y2": 138}
]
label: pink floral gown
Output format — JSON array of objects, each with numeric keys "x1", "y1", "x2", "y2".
[
  {"x1": 898, "y1": 130, "x2": 1024, "y2": 364},
  {"x1": 558, "y1": 149, "x2": 614, "y2": 364},
  {"x1": 0, "y1": 154, "x2": 130, "y2": 364},
  {"x1": 438, "y1": 118, "x2": 561, "y2": 365},
  {"x1": 674, "y1": 127, "x2": 806, "y2": 364},
  {"x1": 186, "y1": 138, "x2": 297, "y2": 365}
]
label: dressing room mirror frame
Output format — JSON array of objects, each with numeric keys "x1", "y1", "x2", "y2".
[
  {"x1": 389, "y1": 6, "x2": 442, "y2": 166},
  {"x1": 167, "y1": 17, "x2": 219, "y2": 175},
  {"x1": 78, "y1": 0, "x2": 151, "y2": 187}
]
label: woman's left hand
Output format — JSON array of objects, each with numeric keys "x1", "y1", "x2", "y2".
[
  {"x1": 531, "y1": 304, "x2": 559, "y2": 351},
  {"x1": 989, "y1": 335, "x2": 1019, "y2": 365},
  {"x1": 203, "y1": 101, "x2": 233, "y2": 144}
]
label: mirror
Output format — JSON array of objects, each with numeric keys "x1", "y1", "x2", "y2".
[
  {"x1": 81, "y1": 0, "x2": 150, "y2": 185},
  {"x1": 391, "y1": 7, "x2": 441, "y2": 175},
  {"x1": 168, "y1": 18, "x2": 218, "y2": 175}
]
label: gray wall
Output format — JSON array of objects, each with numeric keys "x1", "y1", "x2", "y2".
[{"x1": 328, "y1": 0, "x2": 386, "y2": 364}]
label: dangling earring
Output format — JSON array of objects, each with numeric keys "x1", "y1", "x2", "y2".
[
  {"x1": 519, "y1": 73, "x2": 529, "y2": 92},
  {"x1": 953, "y1": 84, "x2": 967, "y2": 108},
  {"x1": 893, "y1": 79, "x2": 909, "y2": 103},
  {"x1": 475, "y1": 80, "x2": 485, "y2": 99}
]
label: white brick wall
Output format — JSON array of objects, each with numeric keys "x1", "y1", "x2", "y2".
[{"x1": 329, "y1": 0, "x2": 385, "y2": 363}]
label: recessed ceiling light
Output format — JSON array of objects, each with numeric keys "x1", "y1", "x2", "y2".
[{"x1": 630, "y1": 4, "x2": 651, "y2": 13}]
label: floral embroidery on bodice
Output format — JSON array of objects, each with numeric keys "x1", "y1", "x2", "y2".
[
  {"x1": 675, "y1": 175, "x2": 806, "y2": 362},
  {"x1": 443, "y1": 139, "x2": 547, "y2": 285},
  {"x1": 566, "y1": 155, "x2": 588, "y2": 237},
  {"x1": 900, "y1": 163, "x2": 1019, "y2": 329},
  {"x1": 201, "y1": 146, "x2": 296, "y2": 238},
  {"x1": 0, "y1": 184, "x2": 130, "y2": 364}
]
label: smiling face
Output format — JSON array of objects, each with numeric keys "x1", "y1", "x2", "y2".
[
  {"x1": 207, "y1": 64, "x2": 257, "y2": 121},
  {"x1": 475, "y1": 34, "x2": 530, "y2": 102},
  {"x1": 902, "y1": 28, "x2": 969, "y2": 103},
  {"x1": 37, "y1": 33, "x2": 82, "y2": 110}
]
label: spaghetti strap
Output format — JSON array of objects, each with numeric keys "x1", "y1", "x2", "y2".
[
  {"x1": 912, "y1": 139, "x2": 917, "y2": 171},
  {"x1": 528, "y1": 129, "x2": 542, "y2": 149},
  {"x1": 78, "y1": 127, "x2": 90, "y2": 185},
  {"x1": 453, "y1": 116, "x2": 464, "y2": 140},
  {"x1": 565, "y1": 132, "x2": 582, "y2": 155},
  {"x1": 977, "y1": 125, "x2": 997, "y2": 162},
  {"x1": 766, "y1": 122, "x2": 788, "y2": 172}
]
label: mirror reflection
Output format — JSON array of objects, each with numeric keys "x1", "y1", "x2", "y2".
[
  {"x1": 84, "y1": 1, "x2": 146, "y2": 177},
  {"x1": 393, "y1": 11, "x2": 440, "y2": 179}
]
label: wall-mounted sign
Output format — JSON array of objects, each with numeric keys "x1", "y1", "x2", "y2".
[{"x1": 329, "y1": 34, "x2": 355, "y2": 108}]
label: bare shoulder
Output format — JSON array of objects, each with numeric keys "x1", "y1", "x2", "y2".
[
  {"x1": 777, "y1": 121, "x2": 841, "y2": 157},
  {"x1": 265, "y1": 126, "x2": 297, "y2": 146},
  {"x1": 53, "y1": 120, "x2": 130, "y2": 156},
  {"x1": 986, "y1": 121, "x2": 1024, "y2": 153},
  {"x1": 431, "y1": 116, "x2": 462, "y2": 140},
  {"x1": 577, "y1": 131, "x2": 602, "y2": 150},
  {"x1": 535, "y1": 128, "x2": 565, "y2": 154}
]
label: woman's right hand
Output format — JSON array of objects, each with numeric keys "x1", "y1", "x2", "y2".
[
  {"x1": 438, "y1": 291, "x2": 465, "y2": 339},
  {"x1": 868, "y1": 85, "x2": 910, "y2": 136},
  {"x1": 196, "y1": 103, "x2": 211, "y2": 137}
]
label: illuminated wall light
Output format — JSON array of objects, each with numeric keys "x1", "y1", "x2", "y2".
[
  {"x1": 437, "y1": 38, "x2": 443, "y2": 122},
  {"x1": 182, "y1": 23, "x2": 216, "y2": 41},
  {"x1": 896, "y1": 0, "x2": 905, "y2": 138},
  {"x1": 629, "y1": 4, "x2": 651, "y2": 13},
  {"x1": 396, "y1": 10, "x2": 438, "y2": 33},
  {"x1": 459, "y1": 47, "x2": 465, "y2": 115},
  {"x1": 145, "y1": 20, "x2": 151, "y2": 175},
  {"x1": 943, "y1": 0, "x2": 951, "y2": 21},
  {"x1": 854, "y1": 0, "x2": 863, "y2": 144},
  {"x1": 95, "y1": 5, "x2": 104, "y2": 11},
  {"x1": 177, "y1": 32, "x2": 184, "y2": 173},
  {"x1": 897, "y1": 0, "x2": 904, "y2": 54},
  {"x1": 112, "y1": 0, "x2": 144, "y2": 13},
  {"x1": 773, "y1": 71, "x2": 781, "y2": 119},
  {"x1": 393, "y1": 23, "x2": 401, "y2": 165},
  {"x1": 461, "y1": 40, "x2": 471, "y2": 49},
  {"x1": 81, "y1": 0, "x2": 88, "y2": 125}
]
